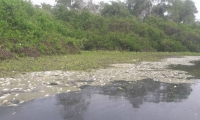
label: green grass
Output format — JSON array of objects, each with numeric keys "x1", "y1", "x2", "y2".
[{"x1": 0, "y1": 51, "x2": 200, "y2": 77}]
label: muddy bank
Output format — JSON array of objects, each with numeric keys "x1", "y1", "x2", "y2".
[{"x1": 0, "y1": 56, "x2": 200, "y2": 106}]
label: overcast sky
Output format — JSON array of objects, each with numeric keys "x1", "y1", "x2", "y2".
[{"x1": 31, "y1": 0, "x2": 200, "y2": 20}]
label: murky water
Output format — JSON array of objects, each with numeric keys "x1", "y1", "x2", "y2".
[
  {"x1": 0, "y1": 79, "x2": 200, "y2": 120},
  {"x1": 0, "y1": 58, "x2": 200, "y2": 120},
  {"x1": 170, "y1": 60, "x2": 200, "y2": 79}
]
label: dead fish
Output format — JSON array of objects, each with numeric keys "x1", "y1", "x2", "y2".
[
  {"x1": 0, "y1": 94, "x2": 10, "y2": 99},
  {"x1": 3, "y1": 100, "x2": 8, "y2": 104},
  {"x1": 45, "y1": 94, "x2": 49, "y2": 97}
]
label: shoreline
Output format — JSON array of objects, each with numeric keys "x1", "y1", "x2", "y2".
[{"x1": 0, "y1": 55, "x2": 200, "y2": 106}]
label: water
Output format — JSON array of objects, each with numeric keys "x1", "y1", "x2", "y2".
[
  {"x1": 170, "y1": 60, "x2": 200, "y2": 79},
  {"x1": 0, "y1": 60, "x2": 200, "y2": 120},
  {"x1": 0, "y1": 79, "x2": 200, "y2": 120}
]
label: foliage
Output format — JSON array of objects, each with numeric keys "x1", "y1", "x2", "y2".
[
  {"x1": 166, "y1": 0, "x2": 198, "y2": 24},
  {"x1": 100, "y1": 1, "x2": 131, "y2": 17},
  {"x1": 0, "y1": 0, "x2": 80, "y2": 59},
  {"x1": 1, "y1": 51, "x2": 200, "y2": 77},
  {"x1": 0, "y1": 0, "x2": 200, "y2": 60}
]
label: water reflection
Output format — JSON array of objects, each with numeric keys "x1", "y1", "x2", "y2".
[
  {"x1": 56, "y1": 91, "x2": 91, "y2": 119},
  {"x1": 170, "y1": 60, "x2": 200, "y2": 78},
  {"x1": 0, "y1": 79, "x2": 198, "y2": 120},
  {"x1": 56, "y1": 79, "x2": 193, "y2": 118}
]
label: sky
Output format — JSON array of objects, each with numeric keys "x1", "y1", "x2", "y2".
[{"x1": 31, "y1": 0, "x2": 200, "y2": 20}]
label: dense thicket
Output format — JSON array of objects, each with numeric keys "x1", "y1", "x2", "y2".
[
  {"x1": 0, "y1": 0, "x2": 200, "y2": 59},
  {"x1": 0, "y1": 0, "x2": 80, "y2": 60},
  {"x1": 51, "y1": 0, "x2": 200, "y2": 52}
]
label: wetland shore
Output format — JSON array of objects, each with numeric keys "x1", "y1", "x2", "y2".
[{"x1": 0, "y1": 52, "x2": 200, "y2": 106}]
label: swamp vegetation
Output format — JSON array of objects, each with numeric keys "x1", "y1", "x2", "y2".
[
  {"x1": 1, "y1": 51, "x2": 200, "y2": 77},
  {"x1": 0, "y1": 0, "x2": 200, "y2": 76},
  {"x1": 0, "y1": 0, "x2": 200, "y2": 59},
  {"x1": 1, "y1": 1, "x2": 200, "y2": 119}
]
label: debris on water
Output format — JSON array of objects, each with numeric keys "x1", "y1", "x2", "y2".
[
  {"x1": 3, "y1": 100, "x2": 8, "y2": 104},
  {"x1": 40, "y1": 90, "x2": 45, "y2": 93},
  {"x1": 0, "y1": 94, "x2": 10, "y2": 99},
  {"x1": 118, "y1": 87, "x2": 124, "y2": 90},
  {"x1": 11, "y1": 100, "x2": 20, "y2": 104},
  {"x1": 12, "y1": 112, "x2": 16, "y2": 115},
  {"x1": 0, "y1": 56, "x2": 200, "y2": 106},
  {"x1": 45, "y1": 94, "x2": 49, "y2": 97},
  {"x1": 9, "y1": 104, "x2": 18, "y2": 107},
  {"x1": 3, "y1": 89, "x2": 9, "y2": 91},
  {"x1": 49, "y1": 82, "x2": 59, "y2": 85}
]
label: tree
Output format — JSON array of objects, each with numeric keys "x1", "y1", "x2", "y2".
[
  {"x1": 85, "y1": 0, "x2": 99, "y2": 13},
  {"x1": 55, "y1": 0, "x2": 72, "y2": 8},
  {"x1": 100, "y1": 1, "x2": 130, "y2": 17},
  {"x1": 152, "y1": 2, "x2": 168, "y2": 18},
  {"x1": 71, "y1": 0, "x2": 85, "y2": 11},
  {"x1": 164, "y1": 0, "x2": 198, "y2": 23},
  {"x1": 126, "y1": 0, "x2": 157, "y2": 18},
  {"x1": 181, "y1": 0, "x2": 198, "y2": 24},
  {"x1": 41, "y1": 3, "x2": 53, "y2": 13},
  {"x1": 55, "y1": 0, "x2": 86, "y2": 11},
  {"x1": 52, "y1": 3, "x2": 79, "y2": 22}
]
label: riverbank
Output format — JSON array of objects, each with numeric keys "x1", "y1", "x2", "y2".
[
  {"x1": 0, "y1": 52, "x2": 200, "y2": 106},
  {"x1": 1, "y1": 51, "x2": 200, "y2": 78}
]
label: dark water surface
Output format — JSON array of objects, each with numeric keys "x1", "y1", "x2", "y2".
[
  {"x1": 170, "y1": 60, "x2": 200, "y2": 79},
  {"x1": 1, "y1": 62, "x2": 200, "y2": 120}
]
